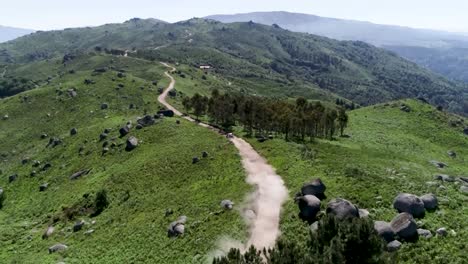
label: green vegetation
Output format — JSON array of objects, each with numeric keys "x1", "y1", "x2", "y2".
[
  {"x1": 0, "y1": 55, "x2": 251, "y2": 263},
  {"x1": 240, "y1": 99, "x2": 467, "y2": 263},
  {"x1": 214, "y1": 215, "x2": 389, "y2": 264}
]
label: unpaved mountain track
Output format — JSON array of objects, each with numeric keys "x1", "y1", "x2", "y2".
[{"x1": 158, "y1": 62, "x2": 288, "y2": 250}]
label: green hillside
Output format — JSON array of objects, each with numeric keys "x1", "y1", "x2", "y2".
[
  {"x1": 0, "y1": 56, "x2": 250, "y2": 263},
  {"x1": 243, "y1": 99, "x2": 467, "y2": 263},
  {"x1": 1, "y1": 18, "x2": 466, "y2": 115}
]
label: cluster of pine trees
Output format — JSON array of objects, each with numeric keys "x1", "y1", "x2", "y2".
[
  {"x1": 182, "y1": 90, "x2": 349, "y2": 140},
  {"x1": 213, "y1": 215, "x2": 391, "y2": 264}
]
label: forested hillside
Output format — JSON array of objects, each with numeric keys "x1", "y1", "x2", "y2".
[{"x1": 1, "y1": 18, "x2": 467, "y2": 115}]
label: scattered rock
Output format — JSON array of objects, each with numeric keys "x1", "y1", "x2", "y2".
[
  {"x1": 157, "y1": 109, "x2": 175, "y2": 117},
  {"x1": 32, "y1": 160, "x2": 41, "y2": 167},
  {"x1": 387, "y1": 240, "x2": 402, "y2": 252},
  {"x1": 358, "y1": 208, "x2": 370, "y2": 218},
  {"x1": 326, "y1": 198, "x2": 359, "y2": 220},
  {"x1": 48, "y1": 243, "x2": 68, "y2": 254},
  {"x1": 460, "y1": 186, "x2": 468, "y2": 194},
  {"x1": 67, "y1": 89, "x2": 77, "y2": 98},
  {"x1": 84, "y1": 79, "x2": 95, "y2": 85},
  {"x1": 464, "y1": 127, "x2": 468, "y2": 135},
  {"x1": 434, "y1": 174, "x2": 455, "y2": 182},
  {"x1": 167, "y1": 216, "x2": 186, "y2": 237},
  {"x1": 137, "y1": 115, "x2": 156, "y2": 127},
  {"x1": 39, "y1": 183, "x2": 49, "y2": 192},
  {"x1": 417, "y1": 228, "x2": 433, "y2": 239},
  {"x1": 84, "y1": 229, "x2": 95, "y2": 235},
  {"x1": 42, "y1": 226, "x2": 54, "y2": 239},
  {"x1": 176, "y1": 120, "x2": 180, "y2": 125},
  {"x1": 136, "y1": 124, "x2": 143, "y2": 130},
  {"x1": 220, "y1": 200, "x2": 234, "y2": 209},
  {"x1": 100, "y1": 103, "x2": 108, "y2": 110},
  {"x1": 99, "y1": 133, "x2": 108, "y2": 141},
  {"x1": 192, "y1": 157, "x2": 199, "y2": 164},
  {"x1": 119, "y1": 126, "x2": 130, "y2": 137},
  {"x1": 202, "y1": 151, "x2": 209, "y2": 158},
  {"x1": 22, "y1": 158, "x2": 30, "y2": 165},
  {"x1": 420, "y1": 193, "x2": 438, "y2": 210},
  {"x1": 117, "y1": 72, "x2": 126, "y2": 78},
  {"x1": 393, "y1": 193, "x2": 425, "y2": 218},
  {"x1": 42, "y1": 163, "x2": 52, "y2": 171},
  {"x1": 2, "y1": 114, "x2": 9, "y2": 120},
  {"x1": 297, "y1": 195, "x2": 321, "y2": 221},
  {"x1": 400, "y1": 104, "x2": 411, "y2": 112},
  {"x1": 430, "y1": 160, "x2": 447, "y2": 168},
  {"x1": 73, "y1": 220, "x2": 85, "y2": 232},
  {"x1": 301, "y1": 178, "x2": 326, "y2": 199},
  {"x1": 70, "y1": 128, "x2": 78, "y2": 135},
  {"x1": 69, "y1": 169, "x2": 91, "y2": 180},
  {"x1": 0, "y1": 187, "x2": 4, "y2": 206},
  {"x1": 447, "y1": 150, "x2": 456, "y2": 158},
  {"x1": 374, "y1": 221, "x2": 394, "y2": 242},
  {"x1": 126, "y1": 136, "x2": 138, "y2": 151},
  {"x1": 390, "y1": 213, "x2": 418, "y2": 240},
  {"x1": 436, "y1": 227, "x2": 447, "y2": 236},
  {"x1": 165, "y1": 209, "x2": 174, "y2": 217},
  {"x1": 8, "y1": 174, "x2": 17, "y2": 183},
  {"x1": 41, "y1": 133, "x2": 48, "y2": 139},
  {"x1": 310, "y1": 221, "x2": 319, "y2": 232},
  {"x1": 47, "y1": 137, "x2": 62, "y2": 148}
]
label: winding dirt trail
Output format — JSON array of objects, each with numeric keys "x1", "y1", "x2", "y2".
[{"x1": 158, "y1": 62, "x2": 288, "y2": 250}]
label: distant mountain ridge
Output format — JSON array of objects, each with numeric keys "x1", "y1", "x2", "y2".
[
  {"x1": 206, "y1": 11, "x2": 468, "y2": 82},
  {"x1": 0, "y1": 25, "x2": 34, "y2": 43}
]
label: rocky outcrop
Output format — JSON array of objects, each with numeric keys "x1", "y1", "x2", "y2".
[
  {"x1": 297, "y1": 195, "x2": 321, "y2": 221},
  {"x1": 390, "y1": 213, "x2": 418, "y2": 240},
  {"x1": 301, "y1": 178, "x2": 326, "y2": 199},
  {"x1": 420, "y1": 193, "x2": 438, "y2": 210},
  {"x1": 374, "y1": 221, "x2": 394, "y2": 242},
  {"x1": 393, "y1": 193, "x2": 425, "y2": 218},
  {"x1": 326, "y1": 198, "x2": 359, "y2": 220}
]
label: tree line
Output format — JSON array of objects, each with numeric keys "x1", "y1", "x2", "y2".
[{"x1": 181, "y1": 89, "x2": 349, "y2": 140}]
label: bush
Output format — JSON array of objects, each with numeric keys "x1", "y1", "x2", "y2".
[
  {"x1": 214, "y1": 215, "x2": 388, "y2": 264},
  {"x1": 92, "y1": 189, "x2": 109, "y2": 217}
]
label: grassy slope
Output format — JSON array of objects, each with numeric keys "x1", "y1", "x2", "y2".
[
  {"x1": 244, "y1": 100, "x2": 467, "y2": 263},
  {"x1": 0, "y1": 57, "x2": 250, "y2": 263}
]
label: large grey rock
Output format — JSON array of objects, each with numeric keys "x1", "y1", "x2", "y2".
[
  {"x1": 297, "y1": 195, "x2": 321, "y2": 221},
  {"x1": 157, "y1": 109, "x2": 175, "y2": 117},
  {"x1": 393, "y1": 193, "x2": 425, "y2": 218},
  {"x1": 390, "y1": 213, "x2": 418, "y2": 240},
  {"x1": 301, "y1": 178, "x2": 326, "y2": 198},
  {"x1": 420, "y1": 193, "x2": 438, "y2": 210},
  {"x1": 220, "y1": 200, "x2": 234, "y2": 210},
  {"x1": 126, "y1": 136, "x2": 138, "y2": 151},
  {"x1": 326, "y1": 198, "x2": 359, "y2": 220},
  {"x1": 48, "y1": 243, "x2": 68, "y2": 253},
  {"x1": 374, "y1": 221, "x2": 394, "y2": 242},
  {"x1": 417, "y1": 228, "x2": 433, "y2": 239},
  {"x1": 387, "y1": 240, "x2": 402, "y2": 252}
]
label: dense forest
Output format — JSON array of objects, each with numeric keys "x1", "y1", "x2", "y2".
[{"x1": 182, "y1": 89, "x2": 349, "y2": 140}]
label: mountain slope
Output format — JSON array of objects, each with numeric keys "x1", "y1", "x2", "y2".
[
  {"x1": 0, "y1": 55, "x2": 250, "y2": 263},
  {"x1": 0, "y1": 18, "x2": 467, "y2": 115},
  {"x1": 246, "y1": 99, "x2": 468, "y2": 263},
  {"x1": 206, "y1": 11, "x2": 468, "y2": 83},
  {"x1": 0, "y1": 25, "x2": 34, "y2": 43}
]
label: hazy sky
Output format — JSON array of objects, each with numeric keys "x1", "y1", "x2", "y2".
[{"x1": 2, "y1": 0, "x2": 468, "y2": 32}]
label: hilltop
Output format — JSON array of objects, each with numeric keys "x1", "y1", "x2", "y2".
[
  {"x1": 207, "y1": 11, "x2": 468, "y2": 83},
  {"x1": 0, "y1": 18, "x2": 466, "y2": 115}
]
